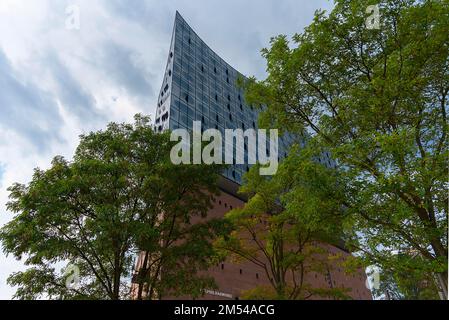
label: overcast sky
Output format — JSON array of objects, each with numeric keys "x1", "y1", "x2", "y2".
[{"x1": 0, "y1": 0, "x2": 334, "y2": 299}]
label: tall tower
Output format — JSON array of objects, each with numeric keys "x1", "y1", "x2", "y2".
[
  {"x1": 154, "y1": 12, "x2": 304, "y2": 184},
  {"x1": 144, "y1": 12, "x2": 372, "y2": 300}
]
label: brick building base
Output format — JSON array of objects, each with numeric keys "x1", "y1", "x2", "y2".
[{"x1": 132, "y1": 179, "x2": 372, "y2": 300}]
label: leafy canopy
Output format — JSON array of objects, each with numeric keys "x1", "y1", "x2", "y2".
[
  {"x1": 1, "y1": 114, "x2": 228, "y2": 300},
  {"x1": 244, "y1": 0, "x2": 448, "y2": 298}
]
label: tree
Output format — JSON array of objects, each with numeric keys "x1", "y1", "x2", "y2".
[
  {"x1": 244, "y1": 0, "x2": 448, "y2": 298},
  {"x1": 373, "y1": 253, "x2": 441, "y2": 300},
  {"x1": 216, "y1": 146, "x2": 355, "y2": 300},
  {"x1": 1, "y1": 115, "x2": 228, "y2": 300}
]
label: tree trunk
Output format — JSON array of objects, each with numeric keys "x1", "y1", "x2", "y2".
[
  {"x1": 430, "y1": 240, "x2": 448, "y2": 300},
  {"x1": 137, "y1": 252, "x2": 149, "y2": 300},
  {"x1": 435, "y1": 272, "x2": 448, "y2": 300}
]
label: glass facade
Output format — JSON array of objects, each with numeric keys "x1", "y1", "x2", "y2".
[{"x1": 154, "y1": 12, "x2": 333, "y2": 185}]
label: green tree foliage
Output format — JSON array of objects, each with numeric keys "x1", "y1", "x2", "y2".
[
  {"x1": 216, "y1": 147, "x2": 356, "y2": 300},
  {"x1": 244, "y1": 0, "x2": 448, "y2": 298},
  {"x1": 1, "y1": 115, "x2": 228, "y2": 300},
  {"x1": 373, "y1": 253, "x2": 441, "y2": 300}
]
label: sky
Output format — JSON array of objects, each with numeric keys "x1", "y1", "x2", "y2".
[{"x1": 0, "y1": 0, "x2": 334, "y2": 299}]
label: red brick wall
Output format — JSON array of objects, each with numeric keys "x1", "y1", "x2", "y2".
[
  {"x1": 133, "y1": 190, "x2": 372, "y2": 300},
  {"x1": 195, "y1": 191, "x2": 372, "y2": 300}
]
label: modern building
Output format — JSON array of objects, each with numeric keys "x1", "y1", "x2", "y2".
[
  {"x1": 154, "y1": 12, "x2": 307, "y2": 184},
  {"x1": 136, "y1": 11, "x2": 372, "y2": 300}
]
